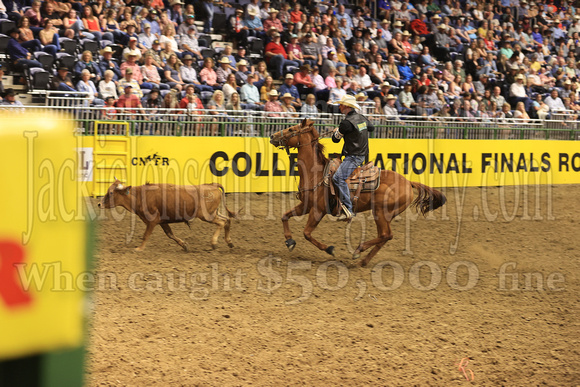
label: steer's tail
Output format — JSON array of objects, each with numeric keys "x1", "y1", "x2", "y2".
[
  {"x1": 216, "y1": 184, "x2": 241, "y2": 219},
  {"x1": 410, "y1": 182, "x2": 447, "y2": 216}
]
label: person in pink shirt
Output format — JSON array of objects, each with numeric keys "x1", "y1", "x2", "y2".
[
  {"x1": 264, "y1": 89, "x2": 283, "y2": 117},
  {"x1": 293, "y1": 64, "x2": 314, "y2": 96},
  {"x1": 120, "y1": 50, "x2": 154, "y2": 90},
  {"x1": 199, "y1": 57, "x2": 221, "y2": 90},
  {"x1": 263, "y1": 9, "x2": 284, "y2": 33}
]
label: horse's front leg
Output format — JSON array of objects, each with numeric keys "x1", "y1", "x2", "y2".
[
  {"x1": 282, "y1": 202, "x2": 306, "y2": 251},
  {"x1": 303, "y1": 208, "x2": 335, "y2": 256}
]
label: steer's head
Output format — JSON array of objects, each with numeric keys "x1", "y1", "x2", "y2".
[{"x1": 98, "y1": 178, "x2": 132, "y2": 209}]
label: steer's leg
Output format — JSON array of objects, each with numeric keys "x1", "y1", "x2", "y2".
[
  {"x1": 136, "y1": 222, "x2": 157, "y2": 251},
  {"x1": 207, "y1": 215, "x2": 226, "y2": 250},
  {"x1": 222, "y1": 215, "x2": 234, "y2": 248},
  {"x1": 160, "y1": 224, "x2": 188, "y2": 251}
]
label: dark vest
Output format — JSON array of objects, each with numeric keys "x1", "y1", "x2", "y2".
[{"x1": 341, "y1": 111, "x2": 372, "y2": 156}]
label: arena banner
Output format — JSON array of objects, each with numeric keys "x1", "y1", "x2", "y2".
[
  {"x1": 79, "y1": 136, "x2": 580, "y2": 192},
  {"x1": 0, "y1": 113, "x2": 86, "y2": 360}
]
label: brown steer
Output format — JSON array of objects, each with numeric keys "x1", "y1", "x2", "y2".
[{"x1": 98, "y1": 179, "x2": 236, "y2": 251}]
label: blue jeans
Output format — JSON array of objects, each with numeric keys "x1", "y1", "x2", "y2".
[
  {"x1": 269, "y1": 55, "x2": 299, "y2": 79},
  {"x1": 332, "y1": 154, "x2": 365, "y2": 213}
]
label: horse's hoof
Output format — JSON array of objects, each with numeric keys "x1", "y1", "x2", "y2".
[
  {"x1": 228, "y1": 242, "x2": 234, "y2": 248},
  {"x1": 325, "y1": 246, "x2": 335, "y2": 256},
  {"x1": 286, "y1": 239, "x2": 296, "y2": 251},
  {"x1": 182, "y1": 244, "x2": 189, "y2": 252},
  {"x1": 352, "y1": 251, "x2": 361, "y2": 260}
]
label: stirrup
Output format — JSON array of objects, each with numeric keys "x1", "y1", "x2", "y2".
[{"x1": 336, "y1": 204, "x2": 354, "y2": 221}]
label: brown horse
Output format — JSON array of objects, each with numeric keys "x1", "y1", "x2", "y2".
[{"x1": 269, "y1": 119, "x2": 447, "y2": 267}]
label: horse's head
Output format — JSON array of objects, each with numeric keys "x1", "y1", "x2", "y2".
[{"x1": 270, "y1": 118, "x2": 318, "y2": 149}]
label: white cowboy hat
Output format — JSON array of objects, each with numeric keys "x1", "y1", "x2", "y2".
[
  {"x1": 334, "y1": 95, "x2": 361, "y2": 110},
  {"x1": 123, "y1": 49, "x2": 141, "y2": 60},
  {"x1": 281, "y1": 92, "x2": 293, "y2": 99},
  {"x1": 219, "y1": 57, "x2": 231, "y2": 64},
  {"x1": 269, "y1": 90, "x2": 279, "y2": 97}
]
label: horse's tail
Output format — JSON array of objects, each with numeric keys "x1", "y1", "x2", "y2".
[
  {"x1": 410, "y1": 182, "x2": 447, "y2": 216},
  {"x1": 216, "y1": 183, "x2": 241, "y2": 219}
]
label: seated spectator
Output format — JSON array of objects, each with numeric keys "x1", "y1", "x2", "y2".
[
  {"x1": 117, "y1": 68, "x2": 143, "y2": 98},
  {"x1": 229, "y1": 7, "x2": 249, "y2": 47},
  {"x1": 329, "y1": 77, "x2": 347, "y2": 103},
  {"x1": 102, "y1": 97, "x2": 118, "y2": 122},
  {"x1": 199, "y1": 57, "x2": 220, "y2": 90},
  {"x1": 98, "y1": 70, "x2": 118, "y2": 100},
  {"x1": 384, "y1": 55, "x2": 401, "y2": 87},
  {"x1": 180, "y1": 25, "x2": 202, "y2": 60},
  {"x1": 82, "y1": 5, "x2": 114, "y2": 44},
  {"x1": 531, "y1": 93, "x2": 550, "y2": 120},
  {"x1": 280, "y1": 93, "x2": 299, "y2": 117},
  {"x1": 140, "y1": 54, "x2": 169, "y2": 91},
  {"x1": 160, "y1": 25, "x2": 182, "y2": 57},
  {"x1": 245, "y1": 8, "x2": 264, "y2": 41},
  {"x1": 177, "y1": 14, "x2": 197, "y2": 36},
  {"x1": 397, "y1": 57, "x2": 414, "y2": 83},
  {"x1": 235, "y1": 47, "x2": 254, "y2": 73},
  {"x1": 101, "y1": 9, "x2": 124, "y2": 44},
  {"x1": 354, "y1": 66, "x2": 374, "y2": 92},
  {"x1": 278, "y1": 73, "x2": 302, "y2": 109},
  {"x1": 51, "y1": 66, "x2": 76, "y2": 91},
  {"x1": 222, "y1": 73, "x2": 239, "y2": 104},
  {"x1": 311, "y1": 66, "x2": 329, "y2": 100},
  {"x1": 98, "y1": 47, "x2": 121, "y2": 81},
  {"x1": 24, "y1": 1, "x2": 43, "y2": 30},
  {"x1": 509, "y1": 74, "x2": 531, "y2": 110},
  {"x1": 239, "y1": 73, "x2": 263, "y2": 110},
  {"x1": 75, "y1": 50, "x2": 103, "y2": 82},
  {"x1": 77, "y1": 69, "x2": 104, "y2": 106},
  {"x1": 216, "y1": 57, "x2": 234, "y2": 86},
  {"x1": 62, "y1": 9, "x2": 81, "y2": 39},
  {"x1": 265, "y1": 90, "x2": 283, "y2": 117},
  {"x1": 41, "y1": 3, "x2": 65, "y2": 30},
  {"x1": 225, "y1": 91, "x2": 242, "y2": 112},
  {"x1": 164, "y1": 54, "x2": 185, "y2": 91},
  {"x1": 7, "y1": 29, "x2": 42, "y2": 70},
  {"x1": 398, "y1": 81, "x2": 416, "y2": 115},
  {"x1": 260, "y1": 75, "x2": 275, "y2": 103},
  {"x1": 207, "y1": 90, "x2": 227, "y2": 136},
  {"x1": 544, "y1": 89, "x2": 566, "y2": 113},
  {"x1": 265, "y1": 33, "x2": 299, "y2": 80},
  {"x1": 301, "y1": 94, "x2": 318, "y2": 119},
  {"x1": 513, "y1": 101, "x2": 530, "y2": 122},
  {"x1": 141, "y1": 87, "x2": 163, "y2": 110},
  {"x1": 235, "y1": 60, "x2": 250, "y2": 86},
  {"x1": 383, "y1": 94, "x2": 399, "y2": 118},
  {"x1": 18, "y1": 17, "x2": 44, "y2": 54},
  {"x1": 293, "y1": 64, "x2": 314, "y2": 97}
]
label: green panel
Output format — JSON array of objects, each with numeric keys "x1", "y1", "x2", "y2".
[{"x1": 42, "y1": 347, "x2": 84, "y2": 387}]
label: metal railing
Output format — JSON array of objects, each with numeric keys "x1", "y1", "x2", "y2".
[{"x1": 1, "y1": 104, "x2": 579, "y2": 141}]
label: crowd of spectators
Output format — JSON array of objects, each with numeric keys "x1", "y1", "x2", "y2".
[{"x1": 2, "y1": 0, "x2": 580, "y2": 124}]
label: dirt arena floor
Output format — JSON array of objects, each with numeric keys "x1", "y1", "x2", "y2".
[{"x1": 86, "y1": 185, "x2": 579, "y2": 386}]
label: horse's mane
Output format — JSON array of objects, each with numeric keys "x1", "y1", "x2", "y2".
[{"x1": 313, "y1": 139, "x2": 329, "y2": 166}]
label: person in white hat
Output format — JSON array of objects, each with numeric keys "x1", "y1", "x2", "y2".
[
  {"x1": 245, "y1": 7, "x2": 265, "y2": 40},
  {"x1": 331, "y1": 94, "x2": 375, "y2": 221},
  {"x1": 234, "y1": 59, "x2": 250, "y2": 85},
  {"x1": 98, "y1": 46, "x2": 122, "y2": 81},
  {"x1": 509, "y1": 73, "x2": 532, "y2": 111},
  {"x1": 169, "y1": 0, "x2": 185, "y2": 26},
  {"x1": 216, "y1": 56, "x2": 234, "y2": 85},
  {"x1": 265, "y1": 89, "x2": 283, "y2": 117}
]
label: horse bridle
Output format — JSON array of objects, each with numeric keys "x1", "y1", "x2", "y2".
[{"x1": 275, "y1": 125, "x2": 334, "y2": 151}]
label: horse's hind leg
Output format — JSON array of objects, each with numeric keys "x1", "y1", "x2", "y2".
[
  {"x1": 160, "y1": 224, "x2": 188, "y2": 251},
  {"x1": 353, "y1": 212, "x2": 394, "y2": 267}
]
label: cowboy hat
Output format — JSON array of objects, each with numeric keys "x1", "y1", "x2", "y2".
[
  {"x1": 219, "y1": 57, "x2": 231, "y2": 64},
  {"x1": 170, "y1": 0, "x2": 183, "y2": 5},
  {"x1": 281, "y1": 93, "x2": 293, "y2": 99},
  {"x1": 334, "y1": 94, "x2": 361, "y2": 110},
  {"x1": 123, "y1": 49, "x2": 141, "y2": 60},
  {"x1": 386, "y1": 94, "x2": 397, "y2": 100},
  {"x1": 268, "y1": 8, "x2": 279, "y2": 13},
  {"x1": 248, "y1": 8, "x2": 258, "y2": 16},
  {"x1": 269, "y1": 90, "x2": 279, "y2": 97},
  {"x1": 100, "y1": 46, "x2": 113, "y2": 55},
  {"x1": 237, "y1": 59, "x2": 248, "y2": 66}
]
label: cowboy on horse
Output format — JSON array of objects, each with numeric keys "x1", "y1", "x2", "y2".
[{"x1": 332, "y1": 95, "x2": 375, "y2": 221}]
